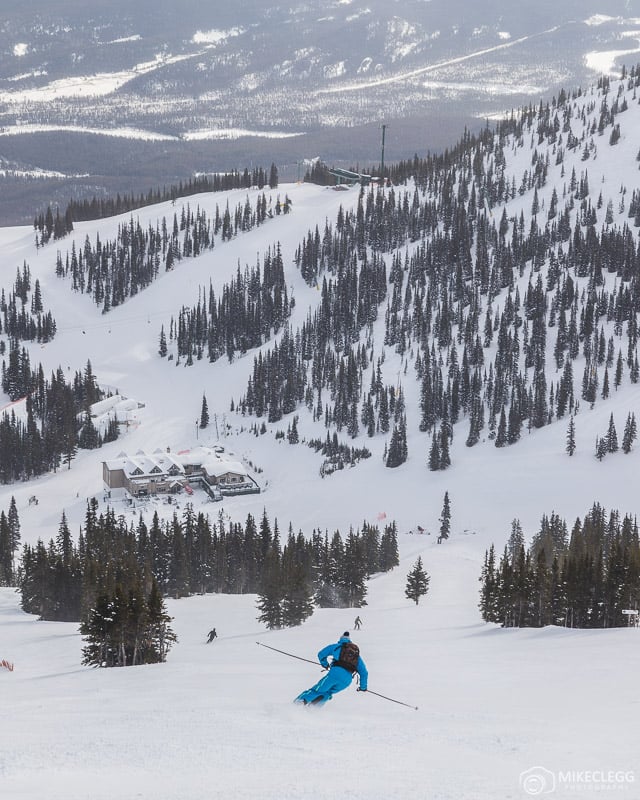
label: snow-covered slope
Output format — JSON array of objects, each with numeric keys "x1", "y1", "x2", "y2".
[
  {"x1": 2, "y1": 538, "x2": 638, "y2": 800},
  {"x1": 2, "y1": 68, "x2": 640, "y2": 798}
]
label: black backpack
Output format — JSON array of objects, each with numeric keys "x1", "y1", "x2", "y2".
[{"x1": 333, "y1": 641, "x2": 360, "y2": 673}]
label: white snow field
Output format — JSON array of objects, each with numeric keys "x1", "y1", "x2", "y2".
[{"x1": 1, "y1": 538, "x2": 638, "y2": 800}]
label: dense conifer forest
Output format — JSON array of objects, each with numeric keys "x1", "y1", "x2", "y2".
[
  {"x1": 166, "y1": 242, "x2": 291, "y2": 365},
  {"x1": 0, "y1": 263, "x2": 118, "y2": 484},
  {"x1": 41, "y1": 65, "x2": 640, "y2": 480},
  {"x1": 17, "y1": 501, "x2": 399, "y2": 662},
  {"x1": 0, "y1": 355, "x2": 119, "y2": 484},
  {"x1": 0, "y1": 261, "x2": 56, "y2": 345},
  {"x1": 53, "y1": 192, "x2": 291, "y2": 314},
  {"x1": 217, "y1": 69, "x2": 640, "y2": 473},
  {"x1": 479, "y1": 504, "x2": 640, "y2": 628}
]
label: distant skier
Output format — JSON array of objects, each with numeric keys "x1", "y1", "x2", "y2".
[
  {"x1": 206, "y1": 628, "x2": 217, "y2": 643},
  {"x1": 354, "y1": 615, "x2": 362, "y2": 630},
  {"x1": 294, "y1": 632, "x2": 367, "y2": 707}
]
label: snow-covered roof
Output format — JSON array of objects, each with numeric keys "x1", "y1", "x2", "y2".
[
  {"x1": 90, "y1": 395, "x2": 140, "y2": 421},
  {"x1": 113, "y1": 398, "x2": 138, "y2": 416},
  {"x1": 153, "y1": 452, "x2": 184, "y2": 472},
  {"x1": 90, "y1": 395, "x2": 123, "y2": 416},
  {"x1": 104, "y1": 449, "x2": 250, "y2": 483},
  {"x1": 202, "y1": 459, "x2": 247, "y2": 478},
  {"x1": 174, "y1": 446, "x2": 218, "y2": 466},
  {"x1": 104, "y1": 451, "x2": 185, "y2": 478}
]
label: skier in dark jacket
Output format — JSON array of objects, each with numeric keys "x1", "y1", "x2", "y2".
[
  {"x1": 206, "y1": 628, "x2": 217, "y2": 643},
  {"x1": 294, "y1": 632, "x2": 368, "y2": 707}
]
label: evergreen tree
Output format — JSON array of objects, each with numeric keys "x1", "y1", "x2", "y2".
[
  {"x1": 341, "y1": 529, "x2": 368, "y2": 607},
  {"x1": 622, "y1": 412, "x2": 637, "y2": 453},
  {"x1": 200, "y1": 394, "x2": 209, "y2": 429},
  {"x1": 606, "y1": 413, "x2": 618, "y2": 453},
  {"x1": 438, "y1": 492, "x2": 451, "y2": 543},
  {"x1": 495, "y1": 407, "x2": 507, "y2": 447},
  {"x1": 269, "y1": 163, "x2": 279, "y2": 189},
  {"x1": 80, "y1": 591, "x2": 116, "y2": 667},
  {"x1": 78, "y1": 409, "x2": 100, "y2": 450},
  {"x1": 145, "y1": 578, "x2": 178, "y2": 663},
  {"x1": 479, "y1": 545, "x2": 497, "y2": 621},
  {"x1": 7, "y1": 495, "x2": 20, "y2": 567},
  {"x1": 386, "y1": 415, "x2": 407, "y2": 468},
  {"x1": 287, "y1": 415, "x2": 299, "y2": 444},
  {"x1": 379, "y1": 523, "x2": 400, "y2": 571},
  {"x1": 159, "y1": 326, "x2": 168, "y2": 357},
  {"x1": 405, "y1": 556, "x2": 430, "y2": 604},
  {"x1": 507, "y1": 519, "x2": 524, "y2": 561},
  {"x1": 81, "y1": 578, "x2": 176, "y2": 668},
  {"x1": 439, "y1": 423, "x2": 451, "y2": 469},
  {"x1": 281, "y1": 541, "x2": 314, "y2": 627},
  {"x1": 566, "y1": 415, "x2": 576, "y2": 456},
  {"x1": 0, "y1": 511, "x2": 12, "y2": 585},
  {"x1": 315, "y1": 531, "x2": 344, "y2": 607},
  {"x1": 428, "y1": 430, "x2": 440, "y2": 471},
  {"x1": 256, "y1": 545, "x2": 284, "y2": 629}
]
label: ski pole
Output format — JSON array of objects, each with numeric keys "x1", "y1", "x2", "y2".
[
  {"x1": 358, "y1": 687, "x2": 418, "y2": 711},
  {"x1": 256, "y1": 641, "x2": 326, "y2": 668}
]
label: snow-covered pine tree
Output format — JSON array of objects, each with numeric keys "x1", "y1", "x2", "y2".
[
  {"x1": 622, "y1": 411, "x2": 637, "y2": 453},
  {"x1": 7, "y1": 495, "x2": 20, "y2": 568},
  {"x1": 256, "y1": 546, "x2": 284, "y2": 629},
  {"x1": 341, "y1": 530, "x2": 368, "y2": 607},
  {"x1": 428, "y1": 430, "x2": 440, "y2": 470},
  {"x1": 566, "y1": 414, "x2": 576, "y2": 455},
  {"x1": 281, "y1": 545, "x2": 314, "y2": 627},
  {"x1": 81, "y1": 578, "x2": 176, "y2": 667},
  {"x1": 0, "y1": 511, "x2": 12, "y2": 586},
  {"x1": 405, "y1": 556, "x2": 430, "y2": 605},
  {"x1": 606, "y1": 413, "x2": 618, "y2": 452},
  {"x1": 507, "y1": 519, "x2": 524, "y2": 561},
  {"x1": 200, "y1": 393, "x2": 209, "y2": 429},
  {"x1": 158, "y1": 325, "x2": 167, "y2": 357},
  {"x1": 287, "y1": 415, "x2": 299, "y2": 443},
  {"x1": 385, "y1": 415, "x2": 407, "y2": 468},
  {"x1": 439, "y1": 423, "x2": 451, "y2": 469},
  {"x1": 478, "y1": 545, "x2": 498, "y2": 622},
  {"x1": 438, "y1": 492, "x2": 451, "y2": 543}
]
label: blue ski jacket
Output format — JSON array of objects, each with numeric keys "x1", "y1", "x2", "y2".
[{"x1": 317, "y1": 636, "x2": 368, "y2": 690}]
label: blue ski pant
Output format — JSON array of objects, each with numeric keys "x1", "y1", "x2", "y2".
[{"x1": 294, "y1": 666, "x2": 353, "y2": 706}]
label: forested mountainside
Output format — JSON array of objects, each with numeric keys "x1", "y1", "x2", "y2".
[
  {"x1": 3, "y1": 67, "x2": 640, "y2": 497},
  {"x1": 144, "y1": 68, "x2": 640, "y2": 473}
]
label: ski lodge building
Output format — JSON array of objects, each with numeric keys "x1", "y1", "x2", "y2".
[{"x1": 102, "y1": 446, "x2": 259, "y2": 500}]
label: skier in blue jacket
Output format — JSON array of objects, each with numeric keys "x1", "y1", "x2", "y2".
[{"x1": 294, "y1": 632, "x2": 368, "y2": 707}]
